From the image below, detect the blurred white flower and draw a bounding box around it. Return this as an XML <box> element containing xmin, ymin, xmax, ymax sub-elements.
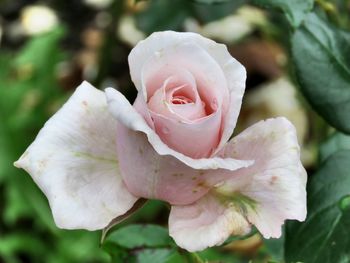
<box><xmin>185</xmin><ymin>6</ymin><xmax>267</xmax><ymax>44</ymax></box>
<box><xmin>242</xmin><ymin>77</ymin><xmax>308</xmax><ymax>143</ymax></box>
<box><xmin>117</xmin><ymin>15</ymin><xmax>145</xmax><ymax>46</ymax></box>
<box><xmin>239</xmin><ymin>77</ymin><xmax>316</xmax><ymax>167</ymax></box>
<box><xmin>84</xmin><ymin>0</ymin><xmax>113</xmax><ymax>9</ymax></box>
<box><xmin>21</xmin><ymin>5</ymin><xmax>58</xmax><ymax>35</ymax></box>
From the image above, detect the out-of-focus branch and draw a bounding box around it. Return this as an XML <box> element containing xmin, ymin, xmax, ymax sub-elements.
<box><xmin>94</xmin><ymin>0</ymin><xmax>125</xmax><ymax>86</ymax></box>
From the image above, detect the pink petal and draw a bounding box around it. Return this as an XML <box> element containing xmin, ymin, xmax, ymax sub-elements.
<box><xmin>218</xmin><ymin>117</ymin><xmax>307</xmax><ymax>238</ymax></box>
<box><xmin>149</xmin><ymin>109</ymin><xmax>221</xmax><ymax>158</ymax></box>
<box><xmin>129</xmin><ymin>31</ymin><xmax>246</xmax><ymax>155</ymax></box>
<box><xmin>168</xmin><ymin>117</ymin><xmax>306</xmax><ymax>251</ymax></box>
<box><xmin>14</xmin><ymin>82</ymin><xmax>138</xmax><ymax>230</ymax></box>
<box><xmin>106</xmin><ymin>88</ymin><xmax>252</xmax><ymax>171</ymax></box>
<box><xmin>169</xmin><ymin>194</ymin><xmax>251</xmax><ymax>252</ymax></box>
<box><xmin>141</xmin><ymin>42</ymin><xmax>227</xmax><ymax>113</ymax></box>
<box><xmin>147</xmin><ymin>69</ymin><xmax>206</xmax><ymax>121</ymax></box>
<box><xmin>141</xmin><ymin>42</ymin><xmax>227</xmax><ymax>157</ymax></box>
<box><xmin>105</xmin><ymin>88</ymin><xmax>253</xmax><ymax>204</ymax></box>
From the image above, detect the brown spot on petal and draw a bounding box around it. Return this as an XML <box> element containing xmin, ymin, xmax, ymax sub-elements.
<box><xmin>172</xmin><ymin>173</ymin><xmax>184</xmax><ymax>177</ymax></box>
<box><xmin>38</xmin><ymin>159</ymin><xmax>48</xmax><ymax>169</ymax></box>
<box><xmin>82</xmin><ymin>100</ymin><xmax>88</xmax><ymax>106</ymax></box>
<box><xmin>197</xmin><ymin>181</ymin><xmax>206</xmax><ymax>188</ymax></box>
<box><xmin>270</xmin><ymin>175</ymin><xmax>278</xmax><ymax>186</ymax></box>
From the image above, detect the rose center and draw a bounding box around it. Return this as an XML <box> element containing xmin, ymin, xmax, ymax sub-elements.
<box><xmin>171</xmin><ymin>87</ymin><xmax>195</xmax><ymax>105</ymax></box>
<box><xmin>171</xmin><ymin>96</ymin><xmax>193</xmax><ymax>104</ymax></box>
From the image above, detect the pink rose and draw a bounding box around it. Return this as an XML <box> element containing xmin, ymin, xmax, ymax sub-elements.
<box><xmin>15</xmin><ymin>31</ymin><xmax>306</xmax><ymax>252</ymax></box>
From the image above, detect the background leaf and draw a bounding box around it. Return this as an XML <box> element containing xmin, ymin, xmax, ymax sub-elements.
<box><xmin>135</xmin><ymin>0</ymin><xmax>245</xmax><ymax>33</ymax></box>
<box><xmin>103</xmin><ymin>224</ymin><xmax>174</xmax><ymax>249</ymax></box>
<box><xmin>135</xmin><ymin>248</ymin><xmax>182</xmax><ymax>263</ymax></box>
<box><xmin>291</xmin><ymin>13</ymin><xmax>350</xmax><ymax>133</ymax></box>
<box><xmin>319</xmin><ymin>132</ymin><xmax>350</xmax><ymax>162</ymax></box>
<box><xmin>192</xmin><ymin>0</ymin><xmax>234</xmax><ymax>4</ymax></box>
<box><xmin>192</xmin><ymin>0</ymin><xmax>245</xmax><ymax>23</ymax></box>
<box><xmin>251</xmin><ymin>0</ymin><xmax>314</xmax><ymax>27</ymax></box>
<box><xmin>135</xmin><ymin>0</ymin><xmax>191</xmax><ymax>34</ymax></box>
<box><xmin>285</xmin><ymin>150</ymin><xmax>350</xmax><ymax>263</ymax></box>
<box><xmin>102</xmin><ymin>224</ymin><xmax>189</xmax><ymax>262</ymax></box>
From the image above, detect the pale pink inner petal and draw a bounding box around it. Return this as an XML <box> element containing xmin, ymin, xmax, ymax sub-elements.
<box><xmin>128</xmin><ymin>31</ymin><xmax>247</xmax><ymax>156</ymax></box>
<box><xmin>116</xmin><ymin>123</ymin><xmax>252</xmax><ymax>205</ymax></box>
<box><xmin>168</xmin><ymin>83</ymin><xmax>207</xmax><ymax>120</ymax></box>
<box><xmin>142</xmin><ymin>43</ymin><xmax>228</xmax><ymax>115</ymax></box>
<box><xmin>150</xmin><ymin>109</ymin><xmax>222</xmax><ymax>158</ymax></box>
<box><xmin>106</xmin><ymin>87</ymin><xmax>253</xmax><ymax>172</ymax></box>
<box><xmin>140</xmin><ymin>43</ymin><xmax>229</xmax><ymax>158</ymax></box>
<box><xmin>147</xmin><ymin>69</ymin><xmax>206</xmax><ymax>121</ymax></box>
<box><xmin>133</xmin><ymin>92</ymin><xmax>155</xmax><ymax>129</ymax></box>
<box><xmin>147</xmin><ymin>71</ymin><xmax>221</xmax><ymax>158</ymax></box>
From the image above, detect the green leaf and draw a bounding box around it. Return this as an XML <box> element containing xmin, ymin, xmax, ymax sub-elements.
<box><xmin>135</xmin><ymin>0</ymin><xmax>245</xmax><ymax>33</ymax></box>
<box><xmin>101</xmin><ymin>198</ymin><xmax>147</xmax><ymax>243</ymax></box>
<box><xmin>222</xmin><ymin>228</ymin><xmax>258</xmax><ymax>245</ymax></box>
<box><xmin>192</xmin><ymin>0</ymin><xmax>234</xmax><ymax>4</ymax></box>
<box><xmin>48</xmin><ymin>231</ymin><xmax>109</xmax><ymax>263</ymax></box>
<box><xmin>14</xmin><ymin>27</ymin><xmax>65</xmax><ymax>70</ymax></box>
<box><xmin>193</xmin><ymin>0</ymin><xmax>245</xmax><ymax>23</ymax></box>
<box><xmin>264</xmin><ymin>235</ymin><xmax>284</xmax><ymax>262</ymax></box>
<box><xmin>0</xmin><ymin>233</ymin><xmax>46</xmax><ymax>257</ymax></box>
<box><xmin>103</xmin><ymin>224</ymin><xmax>174</xmax><ymax>249</ymax></box>
<box><xmin>102</xmin><ymin>225</ymin><xmax>187</xmax><ymax>262</ymax></box>
<box><xmin>135</xmin><ymin>0</ymin><xmax>191</xmax><ymax>34</ymax></box>
<box><xmin>136</xmin><ymin>248</ymin><xmax>182</xmax><ymax>263</ymax></box>
<box><xmin>198</xmin><ymin>248</ymin><xmax>240</xmax><ymax>262</ymax></box>
<box><xmin>320</xmin><ymin>132</ymin><xmax>350</xmax><ymax>162</ymax></box>
<box><xmin>285</xmin><ymin>150</ymin><xmax>350</xmax><ymax>263</ymax></box>
<box><xmin>252</xmin><ymin>0</ymin><xmax>314</xmax><ymax>27</ymax></box>
<box><xmin>291</xmin><ymin>13</ymin><xmax>350</xmax><ymax>133</ymax></box>
<box><xmin>101</xmin><ymin>242</ymin><xmax>129</xmax><ymax>262</ymax></box>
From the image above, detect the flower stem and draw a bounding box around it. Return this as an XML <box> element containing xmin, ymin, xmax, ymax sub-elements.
<box><xmin>191</xmin><ymin>252</ymin><xmax>205</xmax><ymax>263</ymax></box>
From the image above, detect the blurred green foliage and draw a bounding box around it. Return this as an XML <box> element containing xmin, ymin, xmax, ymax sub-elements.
<box><xmin>292</xmin><ymin>13</ymin><xmax>350</xmax><ymax>133</ymax></box>
<box><xmin>0</xmin><ymin>27</ymin><xmax>109</xmax><ymax>263</ymax></box>
<box><xmin>135</xmin><ymin>0</ymin><xmax>245</xmax><ymax>33</ymax></box>
<box><xmin>285</xmin><ymin>150</ymin><xmax>350</xmax><ymax>262</ymax></box>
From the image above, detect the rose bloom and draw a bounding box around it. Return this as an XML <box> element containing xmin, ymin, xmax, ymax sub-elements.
<box><xmin>15</xmin><ymin>31</ymin><xmax>306</xmax><ymax>252</ymax></box>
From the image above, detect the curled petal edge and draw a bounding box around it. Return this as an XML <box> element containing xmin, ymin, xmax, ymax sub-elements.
<box><xmin>105</xmin><ymin>87</ymin><xmax>254</xmax><ymax>171</ymax></box>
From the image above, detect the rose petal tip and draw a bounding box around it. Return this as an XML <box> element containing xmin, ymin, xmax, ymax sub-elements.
<box><xmin>104</xmin><ymin>87</ymin><xmax>115</xmax><ymax>99</ymax></box>
<box><xmin>13</xmin><ymin>160</ymin><xmax>21</xmax><ymax>169</ymax></box>
<box><xmin>13</xmin><ymin>152</ymin><xmax>28</xmax><ymax>169</ymax></box>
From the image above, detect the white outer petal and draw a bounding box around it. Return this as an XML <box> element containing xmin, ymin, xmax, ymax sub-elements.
<box><xmin>219</xmin><ymin>117</ymin><xmax>307</xmax><ymax>238</ymax></box>
<box><xmin>105</xmin><ymin>87</ymin><xmax>253</xmax><ymax>171</ymax></box>
<box><xmin>169</xmin><ymin>194</ymin><xmax>251</xmax><ymax>252</ymax></box>
<box><xmin>14</xmin><ymin>81</ymin><xmax>138</xmax><ymax>230</ymax></box>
